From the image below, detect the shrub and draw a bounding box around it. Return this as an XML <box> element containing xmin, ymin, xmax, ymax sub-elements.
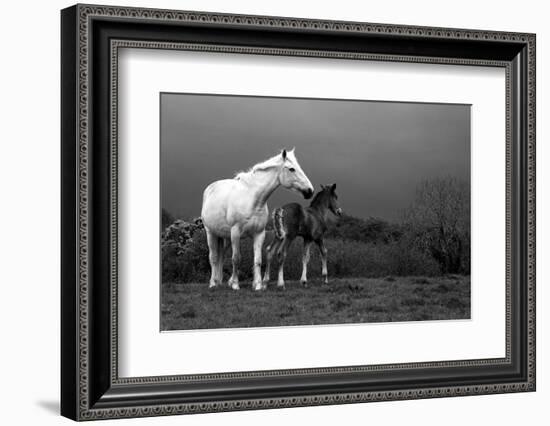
<box><xmin>162</xmin><ymin>227</ymin><xmax>441</xmax><ymax>284</ymax></box>
<box><xmin>321</xmin><ymin>238</ymin><xmax>440</xmax><ymax>279</ymax></box>
<box><xmin>325</xmin><ymin>214</ymin><xmax>403</xmax><ymax>244</ymax></box>
<box><xmin>161</xmin><ymin>218</ymin><xmax>209</xmax><ymax>283</ymax></box>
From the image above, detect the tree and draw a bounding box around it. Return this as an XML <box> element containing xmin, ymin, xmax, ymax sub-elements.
<box><xmin>404</xmin><ymin>177</ymin><xmax>470</xmax><ymax>274</ymax></box>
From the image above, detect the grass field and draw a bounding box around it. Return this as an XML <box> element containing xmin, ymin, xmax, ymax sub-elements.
<box><xmin>161</xmin><ymin>275</ymin><xmax>470</xmax><ymax>330</ymax></box>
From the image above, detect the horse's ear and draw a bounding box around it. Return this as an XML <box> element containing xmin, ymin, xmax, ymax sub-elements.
<box><xmin>320</xmin><ymin>184</ymin><xmax>326</xmax><ymax>190</ymax></box>
<box><xmin>331</xmin><ymin>183</ymin><xmax>337</xmax><ymax>192</ymax></box>
<box><xmin>282</xmin><ymin>149</ymin><xmax>287</xmax><ymax>160</ymax></box>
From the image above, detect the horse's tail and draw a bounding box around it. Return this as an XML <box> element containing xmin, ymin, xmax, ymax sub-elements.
<box><xmin>272</xmin><ymin>207</ymin><xmax>286</xmax><ymax>239</ymax></box>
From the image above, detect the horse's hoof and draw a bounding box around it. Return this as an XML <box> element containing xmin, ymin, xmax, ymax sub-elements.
<box><xmin>301</xmin><ymin>280</ymin><xmax>308</xmax><ymax>287</ymax></box>
<box><xmin>253</xmin><ymin>283</ymin><xmax>263</xmax><ymax>291</ymax></box>
<box><xmin>277</xmin><ymin>284</ymin><xmax>285</xmax><ymax>290</ymax></box>
<box><xmin>228</xmin><ymin>277</ymin><xmax>239</xmax><ymax>289</ymax></box>
<box><xmin>208</xmin><ymin>283</ymin><xmax>217</xmax><ymax>289</ymax></box>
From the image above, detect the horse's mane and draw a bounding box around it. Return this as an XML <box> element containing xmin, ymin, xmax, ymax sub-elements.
<box><xmin>234</xmin><ymin>153</ymin><xmax>283</xmax><ymax>180</ymax></box>
<box><xmin>310</xmin><ymin>188</ymin><xmax>329</xmax><ymax>208</ymax></box>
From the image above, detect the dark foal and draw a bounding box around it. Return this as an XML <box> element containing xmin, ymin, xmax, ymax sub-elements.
<box><xmin>263</xmin><ymin>184</ymin><xmax>342</xmax><ymax>288</ymax></box>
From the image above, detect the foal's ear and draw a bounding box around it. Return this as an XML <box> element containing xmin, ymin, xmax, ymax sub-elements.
<box><xmin>282</xmin><ymin>149</ymin><xmax>287</xmax><ymax>160</ymax></box>
<box><xmin>320</xmin><ymin>184</ymin><xmax>327</xmax><ymax>190</ymax></box>
<box><xmin>331</xmin><ymin>183</ymin><xmax>337</xmax><ymax>191</ymax></box>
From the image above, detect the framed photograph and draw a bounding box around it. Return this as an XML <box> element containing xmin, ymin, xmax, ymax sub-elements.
<box><xmin>61</xmin><ymin>4</ymin><xmax>536</xmax><ymax>421</ymax></box>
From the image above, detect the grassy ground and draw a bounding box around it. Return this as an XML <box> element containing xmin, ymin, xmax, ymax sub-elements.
<box><xmin>161</xmin><ymin>275</ymin><xmax>470</xmax><ymax>331</ymax></box>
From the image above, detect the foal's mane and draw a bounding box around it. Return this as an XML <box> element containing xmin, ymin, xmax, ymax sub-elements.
<box><xmin>310</xmin><ymin>188</ymin><xmax>330</xmax><ymax>208</ymax></box>
<box><xmin>234</xmin><ymin>154</ymin><xmax>283</xmax><ymax>180</ymax></box>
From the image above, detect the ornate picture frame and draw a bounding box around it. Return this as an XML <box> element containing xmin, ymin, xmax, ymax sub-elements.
<box><xmin>61</xmin><ymin>4</ymin><xmax>535</xmax><ymax>421</ymax></box>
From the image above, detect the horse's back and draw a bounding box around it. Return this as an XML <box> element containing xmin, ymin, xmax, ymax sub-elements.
<box><xmin>273</xmin><ymin>202</ymin><xmax>328</xmax><ymax>241</ymax></box>
<box><xmin>202</xmin><ymin>179</ymin><xmax>269</xmax><ymax>238</ymax></box>
<box><xmin>202</xmin><ymin>179</ymin><xmax>235</xmax><ymax>200</ymax></box>
<box><xmin>201</xmin><ymin>179</ymin><xmax>236</xmax><ymax>234</ymax></box>
<box><xmin>281</xmin><ymin>203</ymin><xmax>304</xmax><ymax>218</ymax></box>
<box><xmin>273</xmin><ymin>203</ymin><xmax>304</xmax><ymax>239</ymax></box>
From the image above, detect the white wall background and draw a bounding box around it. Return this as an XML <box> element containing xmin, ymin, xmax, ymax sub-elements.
<box><xmin>0</xmin><ymin>0</ymin><xmax>547</xmax><ymax>424</ymax></box>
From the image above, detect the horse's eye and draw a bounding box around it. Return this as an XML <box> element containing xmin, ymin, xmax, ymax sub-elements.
<box><xmin>289</xmin><ymin>168</ymin><xmax>296</xmax><ymax>172</ymax></box>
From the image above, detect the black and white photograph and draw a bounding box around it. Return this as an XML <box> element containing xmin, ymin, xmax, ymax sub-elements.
<box><xmin>160</xmin><ymin>93</ymin><xmax>471</xmax><ymax>331</ymax></box>
<box><xmin>55</xmin><ymin>2</ymin><xmax>537</xmax><ymax>422</ymax></box>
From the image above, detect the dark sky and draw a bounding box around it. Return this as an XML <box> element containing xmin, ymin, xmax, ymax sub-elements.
<box><xmin>161</xmin><ymin>93</ymin><xmax>470</xmax><ymax>221</ymax></box>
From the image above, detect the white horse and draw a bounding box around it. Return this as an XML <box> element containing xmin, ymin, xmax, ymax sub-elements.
<box><xmin>201</xmin><ymin>149</ymin><xmax>314</xmax><ymax>291</ymax></box>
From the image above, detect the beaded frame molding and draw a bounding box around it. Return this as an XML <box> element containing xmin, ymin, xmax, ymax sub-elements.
<box><xmin>61</xmin><ymin>4</ymin><xmax>536</xmax><ymax>421</ymax></box>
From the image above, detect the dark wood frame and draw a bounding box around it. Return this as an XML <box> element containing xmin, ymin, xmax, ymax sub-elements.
<box><xmin>61</xmin><ymin>3</ymin><xmax>536</xmax><ymax>421</ymax></box>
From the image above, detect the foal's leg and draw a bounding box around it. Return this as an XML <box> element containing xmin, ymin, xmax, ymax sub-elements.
<box><xmin>252</xmin><ymin>230</ymin><xmax>266</xmax><ymax>291</ymax></box>
<box><xmin>300</xmin><ymin>239</ymin><xmax>313</xmax><ymax>287</ymax></box>
<box><xmin>316</xmin><ymin>239</ymin><xmax>329</xmax><ymax>284</ymax></box>
<box><xmin>263</xmin><ymin>238</ymin><xmax>281</xmax><ymax>285</ymax></box>
<box><xmin>206</xmin><ymin>229</ymin><xmax>220</xmax><ymax>288</ymax></box>
<box><xmin>277</xmin><ymin>238</ymin><xmax>292</xmax><ymax>289</ymax></box>
<box><xmin>228</xmin><ymin>226</ymin><xmax>241</xmax><ymax>290</ymax></box>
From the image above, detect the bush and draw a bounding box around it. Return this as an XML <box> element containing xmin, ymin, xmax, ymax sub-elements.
<box><xmin>162</xmin><ymin>227</ymin><xmax>441</xmax><ymax>283</ymax></box>
<box><xmin>321</xmin><ymin>238</ymin><xmax>440</xmax><ymax>279</ymax></box>
<box><xmin>325</xmin><ymin>214</ymin><xmax>403</xmax><ymax>244</ymax></box>
<box><xmin>161</xmin><ymin>218</ymin><xmax>210</xmax><ymax>282</ymax></box>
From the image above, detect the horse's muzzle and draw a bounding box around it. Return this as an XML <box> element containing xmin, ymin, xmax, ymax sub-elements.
<box><xmin>302</xmin><ymin>188</ymin><xmax>314</xmax><ymax>199</ymax></box>
<box><xmin>335</xmin><ymin>208</ymin><xmax>343</xmax><ymax>216</ymax></box>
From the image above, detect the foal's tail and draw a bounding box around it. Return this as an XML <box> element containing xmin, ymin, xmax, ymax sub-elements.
<box><xmin>272</xmin><ymin>207</ymin><xmax>286</xmax><ymax>239</ymax></box>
